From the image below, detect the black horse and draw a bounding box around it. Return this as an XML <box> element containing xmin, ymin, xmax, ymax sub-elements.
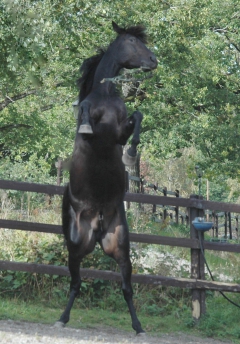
<box><xmin>57</xmin><ymin>22</ymin><xmax>157</xmax><ymax>334</ymax></box>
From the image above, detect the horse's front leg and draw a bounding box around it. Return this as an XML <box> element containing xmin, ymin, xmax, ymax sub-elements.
<box><xmin>78</xmin><ymin>99</ymin><xmax>93</xmax><ymax>134</ymax></box>
<box><xmin>121</xmin><ymin>111</ymin><xmax>143</xmax><ymax>166</ymax></box>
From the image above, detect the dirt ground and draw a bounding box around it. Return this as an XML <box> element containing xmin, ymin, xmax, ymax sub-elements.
<box><xmin>0</xmin><ymin>320</ymin><xmax>232</xmax><ymax>344</ymax></box>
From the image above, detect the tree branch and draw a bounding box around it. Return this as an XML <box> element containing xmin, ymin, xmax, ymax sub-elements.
<box><xmin>0</xmin><ymin>82</ymin><xmax>65</xmax><ymax>112</ymax></box>
<box><xmin>210</xmin><ymin>27</ymin><xmax>240</xmax><ymax>52</ymax></box>
<box><xmin>0</xmin><ymin>90</ymin><xmax>37</xmax><ymax>111</ymax></box>
<box><xmin>225</xmin><ymin>34</ymin><xmax>240</xmax><ymax>52</ymax></box>
<box><xmin>210</xmin><ymin>27</ymin><xmax>229</xmax><ymax>33</ymax></box>
<box><xmin>41</xmin><ymin>105</ymin><xmax>54</xmax><ymax>112</ymax></box>
<box><xmin>0</xmin><ymin>124</ymin><xmax>33</xmax><ymax>131</ymax></box>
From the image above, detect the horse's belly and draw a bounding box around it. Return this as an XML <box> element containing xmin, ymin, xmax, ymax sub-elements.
<box><xmin>70</xmin><ymin>157</ymin><xmax>125</xmax><ymax>209</ymax></box>
<box><xmin>88</xmin><ymin>163</ymin><xmax>125</xmax><ymax>205</ymax></box>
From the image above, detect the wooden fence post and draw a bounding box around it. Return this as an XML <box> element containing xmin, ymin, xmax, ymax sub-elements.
<box><xmin>212</xmin><ymin>211</ymin><xmax>215</xmax><ymax>237</ymax></box>
<box><xmin>175</xmin><ymin>189</ymin><xmax>179</xmax><ymax>224</ymax></box>
<box><xmin>140</xmin><ymin>176</ymin><xmax>145</xmax><ymax>211</ymax></box>
<box><xmin>236</xmin><ymin>215</ymin><xmax>239</xmax><ymax>239</ymax></box>
<box><xmin>152</xmin><ymin>202</ymin><xmax>156</xmax><ymax>215</ymax></box>
<box><xmin>216</xmin><ymin>214</ymin><xmax>219</xmax><ymax>238</ymax></box>
<box><xmin>189</xmin><ymin>194</ymin><xmax>206</xmax><ymax>321</ymax></box>
<box><xmin>125</xmin><ymin>171</ymin><xmax>130</xmax><ymax>210</ymax></box>
<box><xmin>55</xmin><ymin>158</ymin><xmax>63</xmax><ymax>186</ymax></box>
<box><xmin>224</xmin><ymin>212</ymin><xmax>228</xmax><ymax>239</ymax></box>
<box><xmin>125</xmin><ymin>171</ymin><xmax>129</xmax><ymax>193</ymax></box>
<box><xmin>152</xmin><ymin>182</ymin><xmax>158</xmax><ymax>215</ymax></box>
<box><xmin>228</xmin><ymin>212</ymin><xmax>232</xmax><ymax>240</ymax></box>
<box><xmin>140</xmin><ymin>175</ymin><xmax>144</xmax><ymax>194</ymax></box>
<box><xmin>163</xmin><ymin>187</ymin><xmax>167</xmax><ymax>220</ymax></box>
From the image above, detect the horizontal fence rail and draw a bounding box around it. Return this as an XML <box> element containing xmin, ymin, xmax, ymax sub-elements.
<box><xmin>126</xmin><ymin>174</ymin><xmax>240</xmax><ymax>237</ymax></box>
<box><xmin>0</xmin><ymin>219</ymin><xmax>239</xmax><ymax>253</ymax></box>
<box><xmin>1</xmin><ymin>179</ymin><xmax>240</xmax><ymax>212</ymax></box>
<box><xmin>1</xmin><ymin>260</ymin><xmax>240</xmax><ymax>293</ymax></box>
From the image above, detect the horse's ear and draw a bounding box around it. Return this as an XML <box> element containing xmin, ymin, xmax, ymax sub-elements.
<box><xmin>112</xmin><ymin>21</ymin><xmax>119</xmax><ymax>32</ymax></box>
<box><xmin>112</xmin><ymin>21</ymin><xmax>124</xmax><ymax>34</ymax></box>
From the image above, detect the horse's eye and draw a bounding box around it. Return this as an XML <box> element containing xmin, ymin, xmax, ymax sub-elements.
<box><xmin>129</xmin><ymin>37</ymin><xmax>136</xmax><ymax>43</ymax></box>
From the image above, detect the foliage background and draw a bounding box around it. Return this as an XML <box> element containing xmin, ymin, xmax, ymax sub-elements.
<box><xmin>1</xmin><ymin>2</ymin><xmax>240</xmax><ymax>341</ymax></box>
<box><xmin>1</xmin><ymin>0</ymin><xmax>240</xmax><ymax>198</ymax></box>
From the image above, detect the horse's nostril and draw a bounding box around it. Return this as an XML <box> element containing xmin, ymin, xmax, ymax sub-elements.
<box><xmin>150</xmin><ymin>55</ymin><xmax>158</xmax><ymax>67</ymax></box>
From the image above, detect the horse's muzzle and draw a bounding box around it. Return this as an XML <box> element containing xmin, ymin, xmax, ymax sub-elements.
<box><xmin>142</xmin><ymin>55</ymin><xmax>158</xmax><ymax>71</ymax></box>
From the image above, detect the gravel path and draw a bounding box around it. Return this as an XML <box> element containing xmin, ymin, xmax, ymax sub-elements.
<box><xmin>0</xmin><ymin>320</ymin><xmax>232</xmax><ymax>344</ymax></box>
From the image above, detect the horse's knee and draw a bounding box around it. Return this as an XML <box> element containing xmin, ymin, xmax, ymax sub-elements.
<box><xmin>132</xmin><ymin>110</ymin><xmax>143</xmax><ymax>122</ymax></box>
<box><xmin>78</xmin><ymin>100</ymin><xmax>93</xmax><ymax>134</ymax></box>
<box><xmin>127</xmin><ymin>145</ymin><xmax>137</xmax><ymax>157</ymax></box>
<box><xmin>131</xmin><ymin>137</ymin><xmax>140</xmax><ymax>146</ymax></box>
<box><xmin>68</xmin><ymin>255</ymin><xmax>82</xmax><ymax>295</ymax></box>
<box><xmin>119</xmin><ymin>259</ymin><xmax>133</xmax><ymax>299</ymax></box>
<box><xmin>70</xmin><ymin>278</ymin><xmax>81</xmax><ymax>294</ymax></box>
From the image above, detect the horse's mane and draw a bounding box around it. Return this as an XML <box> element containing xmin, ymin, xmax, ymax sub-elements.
<box><xmin>77</xmin><ymin>49</ymin><xmax>106</xmax><ymax>101</ymax></box>
<box><xmin>77</xmin><ymin>23</ymin><xmax>148</xmax><ymax>101</ymax></box>
<box><xmin>112</xmin><ymin>23</ymin><xmax>148</xmax><ymax>44</ymax></box>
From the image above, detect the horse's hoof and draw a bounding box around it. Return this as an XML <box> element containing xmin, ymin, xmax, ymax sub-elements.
<box><xmin>122</xmin><ymin>152</ymin><xmax>137</xmax><ymax>166</ymax></box>
<box><xmin>54</xmin><ymin>321</ymin><xmax>65</xmax><ymax>328</ymax></box>
<box><xmin>137</xmin><ymin>331</ymin><xmax>146</xmax><ymax>336</ymax></box>
<box><xmin>78</xmin><ymin>124</ymin><xmax>93</xmax><ymax>134</ymax></box>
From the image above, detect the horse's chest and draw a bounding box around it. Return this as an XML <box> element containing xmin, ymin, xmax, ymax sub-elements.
<box><xmin>90</xmin><ymin>97</ymin><xmax>127</xmax><ymax>123</ymax></box>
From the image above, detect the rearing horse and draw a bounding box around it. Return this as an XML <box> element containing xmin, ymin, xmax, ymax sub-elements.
<box><xmin>57</xmin><ymin>22</ymin><xmax>157</xmax><ymax>334</ymax></box>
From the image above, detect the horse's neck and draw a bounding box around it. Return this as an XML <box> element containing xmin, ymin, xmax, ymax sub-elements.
<box><xmin>92</xmin><ymin>52</ymin><xmax>121</xmax><ymax>95</ymax></box>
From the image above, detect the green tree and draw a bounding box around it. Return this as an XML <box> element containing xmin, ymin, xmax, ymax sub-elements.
<box><xmin>137</xmin><ymin>0</ymin><xmax>240</xmax><ymax>180</ymax></box>
<box><xmin>1</xmin><ymin>0</ymin><xmax>239</xmax><ymax>184</ymax></box>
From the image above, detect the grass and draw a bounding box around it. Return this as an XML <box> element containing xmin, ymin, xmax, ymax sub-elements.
<box><xmin>0</xmin><ymin>295</ymin><xmax>185</xmax><ymax>334</ymax></box>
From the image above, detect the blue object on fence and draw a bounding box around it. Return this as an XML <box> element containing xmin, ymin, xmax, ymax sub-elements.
<box><xmin>192</xmin><ymin>217</ymin><xmax>213</xmax><ymax>232</ymax></box>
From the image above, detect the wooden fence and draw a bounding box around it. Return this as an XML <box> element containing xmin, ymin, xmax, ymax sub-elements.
<box><xmin>0</xmin><ymin>179</ymin><xmax>240</xmax><ymax>321</ymax></box>
<box><xmin>126</xmin><ymin>173</ymin><xmax>239</xmax><ymax>239</ymax></box>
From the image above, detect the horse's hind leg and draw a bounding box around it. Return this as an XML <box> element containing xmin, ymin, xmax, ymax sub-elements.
<box><xmin>56</xmin><ymin>253</ymin><xmax>81</xmax><ymax>326</ymax></box>
<box><xmin>122</xmin><ymin>111</ymin><xmax>143</xmax><ymax>166</ymax></box>
<box><xmin>118</xmin><ymin>254</ymin><xmax>144</xmax><ymax>334</ymax></box>
<box><xmin>100</xmin><ymin>205</ymin><xmax>144</xmax><ymax>334</ymax></box>
<box><xmin>103</xmin><ymin>248</ymin><xmax>144</xmax><ymax>334</ymax></box>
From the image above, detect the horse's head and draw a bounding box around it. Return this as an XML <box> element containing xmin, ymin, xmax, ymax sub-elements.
<box><xmin>112</xmin><ymin>21</ymin><xmax>158</xmax><ymax>71</ymax></box>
